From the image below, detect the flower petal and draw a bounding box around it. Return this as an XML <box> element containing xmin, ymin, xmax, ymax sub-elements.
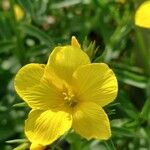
<box><xmin>72</xmin><ymin>63</ymin><xmax>118</xmax><ymax>107</ymax></box>
<box><xmin>72</xmin><ymin>102</ymin><xmax>111</xmax><ymax>140</ymax></box>
<box><xmin>45</xmin><ymin>45</ymin><xmax>90</xmax><ymax>82</ymax></box>
<box><xmin>71</xmin><ymin>36</ymin><xmax>81</xmax><ymax>48</ymax></box>
<box><xmin>135</xmin><ymin>1</ymin><xmax>150</xmax><ymax>28</ymax></box>
<box><xmin>22</xmin><ymin>77</ymin><xmax>66</xmax><ymax>109</ymax></box>
<box><xmin>14</xmin><ymin>63</ymin><xmax>45</xmax><ymax>98</ymax></box>
<box><xmin>25</xmin><ymin>109</ymin><xmax>72</xmax><ymax>146</ymax></box>
<box><xmin>15</xmin><ymin>64</ymin><xmax>64</xmax><ymax>110</ymax></box>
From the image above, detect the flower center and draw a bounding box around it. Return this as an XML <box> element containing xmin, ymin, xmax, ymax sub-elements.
<box><xmin>62</xmin><ymin>90</ymin><xmax>77</xmax><ymax>107</ymax></box>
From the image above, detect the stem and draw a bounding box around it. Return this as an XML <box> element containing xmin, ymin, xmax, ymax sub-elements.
<box><xmin>9</xmin><ymin>0</ymin><xmax>26</xmax><ymax>65</ymax></box>
<box><xmin>135</xmin><ymin>27</ymin><xmax>149</xmax><ymax>75</ymax></box>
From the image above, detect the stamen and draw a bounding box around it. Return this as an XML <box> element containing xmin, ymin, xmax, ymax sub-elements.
<box><xmin>62</xmin><ymin>89</ymin><xmax>77</xmax><ymax>107</ymax></box>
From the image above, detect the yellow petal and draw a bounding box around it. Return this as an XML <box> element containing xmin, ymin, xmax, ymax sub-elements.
<box><xmin>15</xmin><ymin>64</ymin><xmax>63</xmax><ymax>109</ymax></box>
<box><xmin>23</xmin><ymin>77</ymin><xmax>66</xmax><ymax>109</ymax></box>
<box><xmin>25</xmin><ymin>109</ymin><xmax>72</xmax><ymax>146</ymax></box>
<box><xmin>72</xmin><ymin>102</ymin><xmax>111</xmax><ymax>140</ymax></box>
<box><xmin>30</xmin><ymin>143</ymin><xmax>46</xmax><ymax>150</ymax></box>
<box><xmin>45</xmin><ymin>46</ymin><xmax>90</xmax><ymax>82</ymax></box>
<box><xmin>14</xmin><ymin>63</ymin><xmax>45</xmax><ymax>98</ymax></box>
<box><xmin>72</xmin><ymin>63</ymin><xmax>118</xmax><ymax>107</ymax></box>
<box><xmin>71</xmin><ymin>36</ymin><xmax>81</xmax><ymax>48</ymax></box>
<box><xmin>135</xmin><ymin>1</ymin><xmax>150</xmax><ymax>28</ymax></box>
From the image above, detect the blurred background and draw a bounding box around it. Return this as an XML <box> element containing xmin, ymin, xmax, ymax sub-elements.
<box><xmin>0</xmin><ymin>0</ymin><xmax>150</xmax><ymax>149</ymax></box>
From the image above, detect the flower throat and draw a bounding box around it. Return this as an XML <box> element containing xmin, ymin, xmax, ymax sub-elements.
<box><xmin>62</xmin><ymin>87</ymin><xmax>77</xmax><ymax>107</ymax></box>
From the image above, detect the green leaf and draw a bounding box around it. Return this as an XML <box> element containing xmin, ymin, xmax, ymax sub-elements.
<box><xmin>115</xmin><ymin>68</ymin><xmax>147</xmax><ymax>89</ymax></box>
<box><xmin>13</xmin><ymin>102</ymin><xmax>27</xmax><ymax>108</ymax></box>
<box><xmin>6</xmin><ymin>139</ymin><xmax>28</xmax><ymax>144</ymax></box>
<box><xmin>112</xmin><ymin>127</ymin><xmax>138</xmax><ymax>138</ymax></box>
<box><xmin>117</xmin><ymin>90</ymin><xmax>139</xmax><ymax>119</ymax></box>
<box><xmin>141</xmin><ymin>99</ymin><xmax>150</xmax><ymax>120</ymax></box>
<box><xmin>141</xmin><ymin>77</ymin><xmax>150</xmax><ymax>120</ymax></box>
<box><xmin>0</xmin><ymin>113</ymin><xmax>15</xmax><ymax>141</ymax></box>
<box><xmin>0</xmin><ymin>41</ymin><xmax>15</xmax><ymax>54</ymax></box>
<box><xmin>82</xmin><ymin>38</ymin><xmax>99</xmax><ymax>60</ymax></box>
<box><xmin>50</xmin><ymin>0</ymin><xmax>82</xmax><ymax>9</ymax></box>
<box><xmin>13</xmin><ymin>143</ymin><xmax>29</xmax><ymax>150</ymax></box>
<box><xmin>103</xmin><ymin>139</ymin><xmax>116</xmax><ymax>150</ymax></box>
<box><xmin>0</xmin><ymin>13</ymin><xmax>14</xmax><ymax>39</ymax></box>
<box><xmin>19</xmin><ymin>23</ymin><xmax>52</xmax><ymax>45</ymax></box>
<box><xmin>66</xmin><ymin>132</ymin><xmax>91</xmax><ymax>150</ymax></box>
<box><xmin>17</xmin><ymin>0</ymin><xmax>33</xmax><ymax>15</ymax></box>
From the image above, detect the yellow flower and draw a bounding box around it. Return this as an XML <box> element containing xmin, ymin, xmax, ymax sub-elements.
<box><xmin>14</xmin><ymin>36</ymin><xmax>118</xmax><ymax>148</ymax></box>
<box><xmin>14</xmin><ymin>4</ymin><xmax>24</xmax><ymax>21</ymax></box>
<box><xmin>135</xmin><ymin>1</ymin><xmax>150</xmax><ymax>28</ymax></box>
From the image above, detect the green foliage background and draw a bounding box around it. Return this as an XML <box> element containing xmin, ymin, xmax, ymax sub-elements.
<box><xmin>0</xmin><ymin>0</ymin><xmax>150</xmax><ymax>149</ymax></box>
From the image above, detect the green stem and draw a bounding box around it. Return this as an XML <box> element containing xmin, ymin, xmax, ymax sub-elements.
<box><xmin>9</xmin><ymin>0</ymin><xmax>26</xmax><ymax>65</ymax></box>
<box><xmin>135</xmin><ymin>27</ymin><xmax>149</xmax><ymax>74</ymax></box>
